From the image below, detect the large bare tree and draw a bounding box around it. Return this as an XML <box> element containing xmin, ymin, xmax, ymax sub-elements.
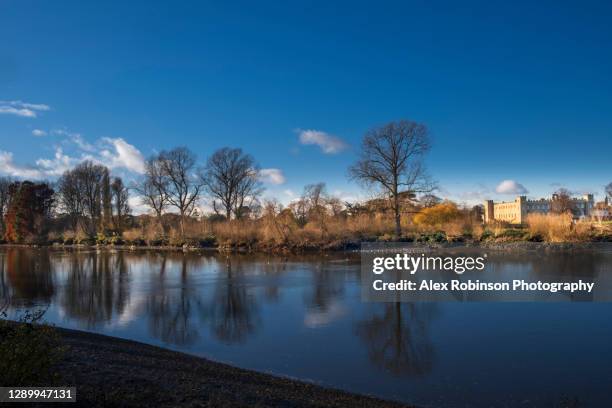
<box><xmin>349</xmin><ymin>120</ymin><xmax>434</xmax><ymax>238</ymax></box>
<box><xmin>134</xmin><ymin>156</ymin><xmax>170</xmax><ymax>235</ymax></box>
<box><xmin>57</xmin><ymin>160</ymin><xmax>108</xmax><ymax>236</ymax></box>
<box><xmin>158</xmin><ymin>147</ymin><xmax>202</xmax><ymax>238</ymax></box>
<box><xmin>57</xmin><ymin>170</ymin><xmax>84</xmax><ymax>231</ymax></box>
<box><xmin>201</xmin><ymin>147</ymin><xmax>263</xmax><ymax>220</ymax></box>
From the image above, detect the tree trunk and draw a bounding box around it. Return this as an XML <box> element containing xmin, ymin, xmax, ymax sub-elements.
<box><xmin>179</xmin><ymin>211</ymin><xmax>185</xmax><ymax>239</ymax></box>
<box><xmin>157</xmin><ymin>213</ymin><xmax>168</xmax><ymax>239</ymax></box>
<box><xmin>393</xmin><ymin>192</ymin><xmax>401</xmax><ymax>239</ymax></box>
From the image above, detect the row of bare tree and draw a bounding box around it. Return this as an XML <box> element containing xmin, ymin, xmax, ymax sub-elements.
<box><xmin>0</xmin><ymin>120</ymin><xmax>444</xmax><ymax>241</ymax></box>
<box><xmin>0</xmin><ymin>120</ymin><xmax>440</xmax><ymax>240</ymax></box>
<box><xmin>132</xmin><ymin>120</ymin><xmax>438</xmax><ymax>239</ymax></box>
<box><xmin>135</xmin><ymin>147</ymin><xmax>263</xmax><ymax>238</ymax></box>
<box><xmin>6</xmin><ymin>120</ymin><xmax>608</xmax><ymax>241</ymax></box>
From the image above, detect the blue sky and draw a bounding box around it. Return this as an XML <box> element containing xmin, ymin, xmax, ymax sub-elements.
<box><xmin>1</xmin><ymin>0</ymin><xmax>611</xmax><ymax>209</ymax></box>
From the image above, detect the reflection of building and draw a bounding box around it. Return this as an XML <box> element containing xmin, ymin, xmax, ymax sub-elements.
<box><xmin>484</xmin><ymin>194</ymin><xmax>595</xmax><ymax>224</ymax></box>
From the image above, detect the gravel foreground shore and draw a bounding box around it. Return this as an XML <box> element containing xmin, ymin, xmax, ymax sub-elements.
<box><xmin>45</xmin><ymin>328</ymin><xmax>410</xmax><ymax>408</ymax></box>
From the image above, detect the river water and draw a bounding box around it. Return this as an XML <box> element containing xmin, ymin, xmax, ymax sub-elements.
<box><xmin>1</xmin><ymin>247</ymin><xmax>612</xmax><ymax>407</ymax></box>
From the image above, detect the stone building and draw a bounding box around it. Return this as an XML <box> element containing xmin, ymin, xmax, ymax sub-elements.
<box><xmin>484</xmin><ymin>194</ymin><xmax>594</xmax><ymax>224</ymax></box>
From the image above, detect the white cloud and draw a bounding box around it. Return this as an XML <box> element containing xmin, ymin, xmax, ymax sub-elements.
<box><xmin>0</xmin><ymin>148</ymin><xmax>76</xmax><ymax>179</ymax></box>
<box><xmin>0</xmin><ymin>133</ymin><xmax>146</xmax><ymax>179</ymax></box>
<box><xmin>32</xmin><ymin>129</ymin><xmax>47</xmax><ymax>137</ymax></box>
<box><xmin>35</xmin><ymin>148</ymin><xmax>76</xmax><ymax>176</ymax></box>
<box><xmin>99</xmin><ymin>137</ymin><xmax>146</xmax><ymax>174</ymax></box>
<box><xmin>0</xmin><ymin>151</ymin><xmax>43</xmax><ymax>179</ymax></box>
<box><xmin>0</xmin><ymin>100</ymin><xmax>50</xmax><ymax>118</ymax></box>
<box><xmin>0</xmin><ymin>106</ymin><xmax>36</xmax><ymax>117</ymax></box>
<box><xmin>495</xmin><ymin>180</ymin><xmax>529</xmax><ymax>194</ymax></box>
<box><xmin>297</xmin><ymin>129</ymin><xmax>348</xmax><ymax>154</ymax></box>
<box><xmin>54</xmin><ymin>129</ymin><xmax>96</xmax><ymax>152</ymax></box>
<box><xmin>259</xmin><ymin>168</ymin><xmax>285</xmax><ymax>185</ymax></box>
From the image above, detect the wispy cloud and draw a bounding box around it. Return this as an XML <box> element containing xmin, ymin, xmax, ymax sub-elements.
<box><xmin>495</xmin><ymin>180</ymin><xmax>529</xmax><ymax>194</ymax></box>
<box><xmin>0</xmin><ymin>151</ymin><xmax>44</xmax><ymax>179</ymax></box>
<box><xmin>297</xmin><ymin>129</ymin><xmax>348</xmax><ymax>154</ymax></box>
<box><xmin>32</xmin><ymin>129</ymin><xmax>47</xmax><ymax>137</ymax></box>
<box><xmin>259</xmin><ymin>168</ymin><xmax>286</xmax><ymax>185</ymax></box>
<box><xmin>456</xmin><ymin>183</ymin><xmax>491</xmax><ymax>202</ymax></box>
<box><xmin>53</xmin><ymin>129</ymin><xmax>96</xmax><ymax>152</ymax></box>
<box><xmin>0</xmin><ymin>133</ymin><xmax>146</xmax><ymax>179</ymax></box>
<box><xmin>0</xmin><ymin>100</ymin><xmax>50</xmax><ymax>118</ymax></box>
<box><xmin>35</xmin><ymin>148</ymin><xmax>76</xmax><ymax>176</ymax></box>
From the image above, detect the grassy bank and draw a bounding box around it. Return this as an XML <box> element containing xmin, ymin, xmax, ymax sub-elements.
<box><xmin>30</xmin><ymin>223</ymin><xmax>612</xmax><ymax>253</ymax></box>
<box><xmin>5</xmin><ymin>210</ymin><xmax>611</xmax><ymax>252</ymax></box>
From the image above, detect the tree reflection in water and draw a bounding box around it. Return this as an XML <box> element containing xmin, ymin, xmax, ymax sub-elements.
<box><xmin>204</xmin><ymin>257</ymin><xmax>260</xmax><ymax>344</ymax></box>
<box><xmin>303</xmin><ymin>262</ymin><xmax>345</xmax><ymax>313</ymax></box>
<box><xmin>0</xmin><ymin>252</ymin><xmax>10</xmax><ymax>311</ymax></box>
<box><xmin>356</xmin><ymin>302</ymin><xmax>438</xmax><ymax>377</ymax></box>
<box><xmin>145</xmin><ymin>254</ymin><xmax>261</xmax><ymax>346</ymax></box>
<box><xmin>4</xmin><ymin>248</ymin><xmax>54</xmax><ymax>307</ymax></box>
<box><xmin>62</xmin><ymin>250</ymin><xmax>130</xmax><ymax>328</ymax></box>
<box><xmin>146</xmin><ymin>255</ymin><xmax>203</xmax><ymax>346</ymax></box>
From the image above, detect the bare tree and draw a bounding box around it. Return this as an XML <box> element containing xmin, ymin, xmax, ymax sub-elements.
<box><xmin>606</xmin><ymin>182</ymin><xmax>612</xmax><ymax>201</ymax></box>
<box><xmin>158</xmin><ymin>147</ymin><xmax>202</xmax><ymax>238</ymax></box>
<box><xmin>420</xmin><ymin>194</ymin><xmax>442</xmax><ymax>208</ymax></box>
<box><xmin>349</xmin><ymin>120</ymin><xmax>434</xmax><ymax>237</ymax></box>
<box><xmin>77</xmin><ymin>161</ymin><xmax>107</xmax><ymax>236</ymax></box>
<box><xmin>302</xmin><ymin>182</ymin><xmax>328</xmax><ymax>234</ymax></box>
<box><xmin>303</xmin><ymin>183</ymin><xmax>326</xmax><ymax>209</ymax></box>
<box><xmin>551</xmin><ymin>188</ymin><xmax>576</xmax><ymax>215</ymax></box>
<box><xmin>289</xmin><ymin>198</ymin><xmax>308</xmax><ymax>227</ymax></box>
<box><xmin>111</xmin><ymin>177</ymin><xmax>130</xmax><ymax>233</ymax></box>
<box><xmin>57</xmin><ymin>161</ymin><xmax>107</xmax><ymax>236</ymax></box>
<box><xmin>57</xmin><ymin>170</ymin><xmax>84</xmax><ymax>231</ymax></box>
<box><xmin>134</xmin><ymin>156</ymin><xmax>170</xmax><ymax>236</ymax></box>
<box><xmin>201</xmin><ymin>147</ymin><xmax>263</xmax><ymax>220</ymax></box>
<box><xmin>327</xmin><ymin>196</ymin><xmax>344</xmax><ymax>217</ymax></box>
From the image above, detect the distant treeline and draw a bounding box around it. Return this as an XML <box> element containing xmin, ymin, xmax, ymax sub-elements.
<box><xmin>1</xmin><ymin>119</ymin><xmax>610</xmax><ymax>247</ymax></box>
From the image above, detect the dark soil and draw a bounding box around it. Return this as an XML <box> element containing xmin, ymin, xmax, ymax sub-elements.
<box><xmin>48</xmin><ymin>328</ymin><xmax>410</xmax><ymax>408</ymax></box>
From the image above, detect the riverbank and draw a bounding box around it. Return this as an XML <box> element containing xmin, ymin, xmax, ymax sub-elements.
<box><xmin>51</xmin><ymin>327</ymin><xmax>410</xmax><ymax>407</ymax></box>
<box><xmin>2</xmin><ymin>239</ymin><xmax>611</xmax><ymax>254</ymax></box>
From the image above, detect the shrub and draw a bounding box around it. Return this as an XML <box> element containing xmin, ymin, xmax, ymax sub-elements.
<box><xmin>414</xmin><ymin>202</ymin><xmax>462</xmax><ymax>229</ymax></box>
<box><xmin>109</xmin><ymin>236</ymin><xmax>124</xmax><ymax>245</ymax></box>
<box><xmin>122</xmin><ymin>228</ymin><xmax>144</xmax><ymax>244</ymax></box>
<box><xmin>96</xmin><ymin>233</ymin><xmax>107</xmax><ymax>245</ymax></box>
<box><xmin>527</xmin><ymin>213</ymin><xmax>573</xmax><ymax>242</ymax></box>
<box><xmin>495</xmin><ymin>228</ymin><xmax>527</xmax><ymax>241</ymax></box>
<box><xmin>417</xmin><ymin>231</ymin><xmax>447</xmax><ymax>243</ymax></box>
<box><xmin>199</xmin><ymin>235</ymin><xmax>216</xmax><ymax>247</ymax></box>
<box><xmin>0</xmin><ymin>311</ymin><xmax>64</xmax><ymax>386</ymax></box>
<box><xmin>480</xmin><ymin>229</ymin><xmax>494</xmax><ymax>241</ymax></box>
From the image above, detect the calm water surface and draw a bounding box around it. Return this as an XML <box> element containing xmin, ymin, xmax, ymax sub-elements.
<box><xmin>2</xmin><ymin>247</ymin><xmax>612</xmax><ymax>407</ymax></box>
